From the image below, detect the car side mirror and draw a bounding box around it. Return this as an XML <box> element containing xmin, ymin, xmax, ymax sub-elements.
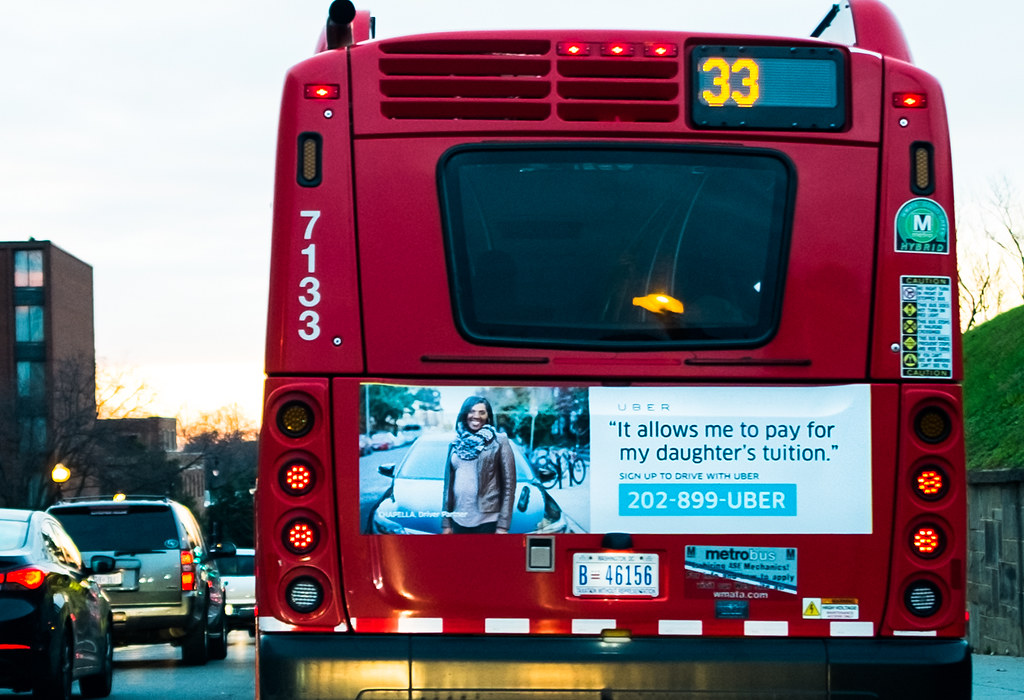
<box><xmin>210</xmin><ymin>542</ymin><xmax>238</xmax><ymax>559</ymax></box>
<box><xmin>378</xmin><ymin>464</ymin><xmax>396</xmax><ymax>478</ymax></box>
<box><xmin>88</xmin><ymin>555</ymin><xmax>116</xmax><ymax>575</ymax></box>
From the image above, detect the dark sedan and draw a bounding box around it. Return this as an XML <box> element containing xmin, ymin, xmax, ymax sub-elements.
<box><xmin>0</xmin><ymin>508</ymin><xmax>115</xmax><ymax>699</ymax></box>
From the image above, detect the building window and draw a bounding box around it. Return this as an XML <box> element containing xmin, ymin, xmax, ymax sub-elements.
<box><xmin>14</xmin><ymin>306</ymin><xmax>44</xmax><ymax>342</ymax></box>
<box><xmin>13</xmin><ymin>250</ymin><xmax>44</xmax><ymax>287</ymax></box>
<box><xmin>16</xmin><ymin>361</ymin><xmax>46</xmax><ymax>401</ymax></box>
<box><xmin>18</xmin><ymin>416</ymin><xmax>47</xmax><ymax>454</ymax></box>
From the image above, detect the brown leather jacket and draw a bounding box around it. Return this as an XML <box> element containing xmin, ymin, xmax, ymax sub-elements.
<box><xmin>442</xmin><ymin>433</ymin><xmax>517</xmax><ymax>532</ymax></box>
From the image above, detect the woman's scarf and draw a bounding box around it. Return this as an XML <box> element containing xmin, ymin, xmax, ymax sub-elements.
<box><xmin>451</xmin><ymin>422</ymin><xmax>497</xmax><ymax>460</ymax></box>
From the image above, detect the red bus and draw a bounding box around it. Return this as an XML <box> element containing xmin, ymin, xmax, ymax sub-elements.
<box><xmin>255</xmin><ymin>1</ymin><xmax>970</xmax><ymax>697</ymax></box>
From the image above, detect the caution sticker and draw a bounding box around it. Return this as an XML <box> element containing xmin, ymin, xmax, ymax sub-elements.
<box><xmin>900</xmin><ymin>276</ymin><xmax>953</xmax><ymax>379</ymax></box>
<box><xmin>802</xmin><ymin>597</ymin><xmax>860</xmax><ymax>620</ymax></box>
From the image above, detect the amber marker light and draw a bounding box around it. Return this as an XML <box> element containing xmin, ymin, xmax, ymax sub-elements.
<box><xmin>632</xmin><ymin>293</ymin><xmax>684</xmax><ymax>315</ymax></box>
<box><xmin>278</xmin><ymin>401</ymin><xmax>315</xmax><ymax>438</ymax></box>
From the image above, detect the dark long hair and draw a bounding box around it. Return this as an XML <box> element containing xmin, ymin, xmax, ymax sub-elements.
<box><xmin>456</xmin><ymin>395</ymin><xmax>494</xmax><ymax>430</ymax></box>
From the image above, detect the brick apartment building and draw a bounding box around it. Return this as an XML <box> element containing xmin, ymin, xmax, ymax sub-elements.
<box><xmin>0</xmin><ymin>240</ymin><xmax>95</xmax><ymax>474</ymax></box>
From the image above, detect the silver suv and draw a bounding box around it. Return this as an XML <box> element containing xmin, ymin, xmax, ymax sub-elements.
<box><xmin>48</xmin><ymin>496</ymin><xmax>233</xmax><ymax>665</ymax></box>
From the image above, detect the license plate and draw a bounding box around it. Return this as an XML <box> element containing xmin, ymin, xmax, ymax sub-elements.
<box><xmin>93</xmin><ymin>572</ymin><xmax>123</xmax><ymax>587</ymax></box>
<box><xmin>572</xmin><ymin>552</ymin><xmax>659</xmax><ymax>597</ymax></box>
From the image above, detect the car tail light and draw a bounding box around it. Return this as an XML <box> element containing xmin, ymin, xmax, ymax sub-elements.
<box><xmin>181</xmin><ymin>551</ymin><xmax>196</xmax><ymax>591</ymax></box>
<box><xmin>2</xmin><ymin>568</ymin><xmax>46</xmax><ymax>589</ymax></box>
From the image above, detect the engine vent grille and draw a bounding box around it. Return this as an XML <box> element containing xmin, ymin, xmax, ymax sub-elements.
<box><xmin>377</xmin><ymin>38</ymin><xmax>680</xmax><ymax>123</ymax></box>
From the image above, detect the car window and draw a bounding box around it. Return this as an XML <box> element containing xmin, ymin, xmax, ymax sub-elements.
<box><xmin>218</xmin><ymin>554</ymin><xmax>255</xmax><ymax>576</ymax></box>
<box><xmin>0</xmin><ymin>520</ymin><xmax>28</xmax><ymax>550</ymax></box>
<box><xmin>50</xmin><ymin>505</ymin><xmax>179</xmax><ymax>552</ymax></box>
<box><xmin>41</xmin><ymin>521</ymin><xmax>67</xmax><ymax>564</ymax></box>
<box><xmin>51</xmin><ymin>522</ymin><xmax>84</xmax><ymax>569</ymax></box>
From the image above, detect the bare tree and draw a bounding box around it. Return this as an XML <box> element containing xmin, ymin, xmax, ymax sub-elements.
<box><xmin>958</xmin><ymin>245</ymin><xmax>1006</xmax><ymax>332</ymax></box>
<box><xmin>983</xmin><ymin>177</ymin><xmax>1024</xmax><ymax>304</ymax></box>
<box><xmin>95</xmin><ymin>364</ymin><xmax>157</xmax><ymax>419</ymax></box>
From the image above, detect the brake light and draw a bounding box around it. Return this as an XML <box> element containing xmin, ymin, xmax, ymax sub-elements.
<box><xmin>911</xmin><ymin>524</ymin><xmax>945</xmax><ymax>558</ymax></box>
<box><xmin>180</xmin><ymin>551</ymin><xmax>196</xmax><ymax>591</ymax></box>
<box><xmin>3</xmin><ymin>568</ymin><xmax>45</xmax><ymax>589</ymax></box>
<box><xmin>280</xmin><ymin>460</ymin><xmax>316</xmax><ymax>496</ymax></box>
<box><xmin>912</xmin><ymin>465</ymin><xmax>949</xmax><ymax>501</ymax></box>
<box><xmin>283</xmin><ymin>518</ymin><xmax>319</xmax><ymax>555</ymax></box>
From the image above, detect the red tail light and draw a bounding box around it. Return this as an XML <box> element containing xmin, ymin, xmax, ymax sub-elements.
<box><xmin>912</xmin><ymin>465</ymin><xmax>949</xmax><ymax>501</ymax></box>
<box><xmin>280</xmin><ymin>460</ymin><xmax>316</xmax><ymax>496</ymax></box>
<box><xmin>284</xmin><ymin>518</ymin><xmax>319</xmax><ymax>555</ymax></box>
<box><xmin>180</xmin><ymin>550</ymin><xmax>196</xmax><ymax>591</ymax></box>
<box><xmin>2</xmin><ymin>568</ymin><xmax>46</xmax><ymax>589</ymax></box>
<box><xmin>910</xmin><ymin>524</ymin><xmax>945</xmax><ymax>558</ymax></box>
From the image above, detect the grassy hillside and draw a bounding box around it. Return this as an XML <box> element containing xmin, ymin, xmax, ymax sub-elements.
<box><xmin>963</xmin><ymin>304</ymin><xmax>1024</xmax><ymax>470</ymax></box>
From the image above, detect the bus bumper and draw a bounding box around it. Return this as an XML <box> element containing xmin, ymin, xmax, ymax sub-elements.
<box><xmin>257</xmin><ymin>633</ymin><xmax>971</xmax><ymax>699</ymax></box>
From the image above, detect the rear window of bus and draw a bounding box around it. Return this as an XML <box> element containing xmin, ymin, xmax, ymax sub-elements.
<box><xmin>438</xmin><ymin>145</ymin><xmax>794</xmax><ymax>349</ymax></box>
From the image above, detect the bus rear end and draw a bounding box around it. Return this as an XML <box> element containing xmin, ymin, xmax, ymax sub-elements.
<box><xmin>256</xmin><ymin>1</ymin><xmax>970</xmax><ymax>697</ymax></box>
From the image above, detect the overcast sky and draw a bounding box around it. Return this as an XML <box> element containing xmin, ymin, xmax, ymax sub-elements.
<box><xmin>1</xmin><ymin>1</ymin><xmax>1015</xmax><ymax>423</ymax></box>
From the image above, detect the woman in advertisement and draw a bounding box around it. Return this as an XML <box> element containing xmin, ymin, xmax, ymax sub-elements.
<box><xmin>442</xmin><ymin>396</ymin><xmax>517</xmax><ymax>534</ymax></box>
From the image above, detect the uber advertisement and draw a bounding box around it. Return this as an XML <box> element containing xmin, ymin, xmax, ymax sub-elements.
<box><xmin>359</xmin><ymin>383</ymin><xmax>872</xmax><ymax>538</ymax></box>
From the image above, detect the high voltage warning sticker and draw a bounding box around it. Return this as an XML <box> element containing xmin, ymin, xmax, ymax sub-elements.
<box><xmin>900</xmin><ymin>276</ymin><xmax>952</xmax><ymax>379</ymax></box>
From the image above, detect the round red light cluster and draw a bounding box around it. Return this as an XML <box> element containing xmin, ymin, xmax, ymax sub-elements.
<box><xmin>910</xmin><ymin>525</ymin><xmax>944</xmax><ymax>558</ymax></box>
<box><xmin>284</xmin><ymin>519</ymin><xmax>319</xmax><ymax>554</ymax></box>
<box><xmin>280</xmin><ymin>461</ymin><xmax>315</xmax><ymax>496</ymax></box>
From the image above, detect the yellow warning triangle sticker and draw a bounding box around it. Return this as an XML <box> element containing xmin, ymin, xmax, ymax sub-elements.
<box><xmin>804</xmin><ymin>600</ymin><xmax>820</xmax><ymax>617</ymax></box>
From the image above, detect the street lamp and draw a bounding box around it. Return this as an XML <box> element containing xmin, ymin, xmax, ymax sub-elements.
<box><xmin>51</xmin><ymin>462</ymin><xmax>70</xmax><ymax>500</ymax></box>
<box><xmin>51</xmin><ymin>462</ymin><xmax>70</xmax><ymax>484</ymax></box>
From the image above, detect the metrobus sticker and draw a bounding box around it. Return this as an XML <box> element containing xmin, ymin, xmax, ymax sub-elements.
<box><xmin>359</xmin><ymin>383</ymin><xmax>872</xmax><ymax>536</ymax></box>
<box><xmin>802</xmin><ymin>597</ymin><xmax>860</xmax><ymax>619</ymax></box>
<box><xmin>684</xmin><ymin>545</ymin><xmax>797</xmax><ymax>600</ymax></box>
<box><xmin>900</xmin><ymin>276</ymin><xmax>953</xmax><ymax>379</ymax></box>
<box><xmin>894</xmin><ymin>197</ymin><xmax>949</xmax><ymax>254</ymax></box>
